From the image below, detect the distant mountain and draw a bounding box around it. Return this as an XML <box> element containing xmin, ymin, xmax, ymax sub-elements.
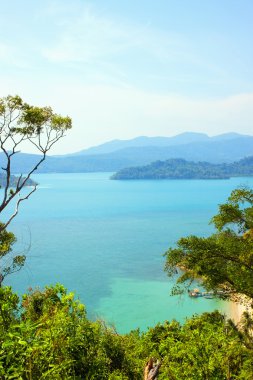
<box><xmin>111</xmin><ymin>156</ymin><xmax>253</xmax><ymax>180</ymax></box>
<box><xmin>70</xmin><ymin>132</ymin><xmax>210</xmax><ymax>156</ymax></box>
<box><xmin>69</xmin><ymin>132</ymin><xmax>249</xmax><ymax>156</ymax></box>
<box><xmin>0</xmin><ymin>152</ymin><xmax>129</xmax><ymax>173</ymax></box>
<box><xmin>93</xmin><ymin>136</ymin><xmax>253</xmax><ymax>163</ymax></box>
<box><xmin>210</xmin><ymin>132</ymin><xmax>244</xmax><ymax>141</ymax></box>
<box><xmin>1</xmin><ymin>132</ymin><xmax>253</xmax><ymax>173</ymax></box>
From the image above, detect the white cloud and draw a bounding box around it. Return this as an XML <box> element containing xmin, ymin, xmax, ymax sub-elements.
<box><xmin>39</xmin><ymin>2</ymin><xmax>239</xmax><ymax>96</ymax></box>
<box><xmin>0</xmin><ymin>1</ymin><xmax>242</xmax><ymax>93</ymax></box>
<box><xmin>42</xmin><ymin>5</ymin><xmax>145</xmax><ymax>64</ymax></box>
<box><xmin>41</xmin><ymin>2</ymin><xmax>199</xmax><ymax>75</ymax></box>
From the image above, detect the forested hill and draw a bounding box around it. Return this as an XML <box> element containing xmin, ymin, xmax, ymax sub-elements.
<box><xmin>111</xmin><ymin>156</ymin><xmax>253</xmax><ymax>180</ymax></box>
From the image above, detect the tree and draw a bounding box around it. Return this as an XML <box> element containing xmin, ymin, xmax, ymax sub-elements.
<box><xmin>0</xmin><ymin>95</ymin><xmax>72</xmax><ymax>284</ymax></box>
<box><xmin>164</xmin><ymin>187</ymin><xmax>253</xmax><ymax>303</ymax></box>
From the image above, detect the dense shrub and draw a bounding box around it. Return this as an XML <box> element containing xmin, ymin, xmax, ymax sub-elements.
<box><xmin>1</xmin><ymin>285</ymin><xmax>253</xmax><ymax>379</ymax></box>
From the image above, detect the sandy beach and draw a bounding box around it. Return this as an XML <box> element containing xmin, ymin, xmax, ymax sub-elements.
<box><xmin>229</xmin><ymin>301</ymin><xmax>245</xmax><ymax>324</ymax></box>
<box><xmin>229</xmin><ymin>297</ymin><xmax>252</xmax><ymax>324</ymax></box>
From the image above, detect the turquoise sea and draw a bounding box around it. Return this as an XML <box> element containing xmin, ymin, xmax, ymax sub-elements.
<box><xmin>3</xmin><ymin>173</ymin><xmax>253</xmax><ymax>333</ymax></box>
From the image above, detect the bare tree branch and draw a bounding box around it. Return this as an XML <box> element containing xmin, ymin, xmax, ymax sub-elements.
<box><xmin>2</xmin><ymin>185</ymin><xmax>37</xmax><ymax>231</ymax></box>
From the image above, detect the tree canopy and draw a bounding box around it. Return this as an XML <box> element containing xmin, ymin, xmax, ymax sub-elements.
<box><xmin>164</xmin><ymin>187</ymin><xmax>253</xmax><ymax>303</ymax></box>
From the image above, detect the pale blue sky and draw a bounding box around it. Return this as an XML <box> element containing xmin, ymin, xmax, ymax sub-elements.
<box><xmin>0</xmin><ymin>0</ymin><xmax>253</xmax><ymax>153</ymax></box>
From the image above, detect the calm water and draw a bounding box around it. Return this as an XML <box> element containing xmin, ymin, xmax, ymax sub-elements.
<box><xmin>3</xmin><ymin>173</ymin><xmax>253</xmax><ymax>333</ymax></box>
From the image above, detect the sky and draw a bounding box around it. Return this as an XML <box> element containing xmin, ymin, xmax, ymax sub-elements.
<box><xmin>0</xmin><ymin>0</ymin><xmax>253</xmax><ymax>154</ymax></box>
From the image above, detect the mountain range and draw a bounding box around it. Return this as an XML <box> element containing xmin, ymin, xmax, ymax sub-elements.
<box><xmin>1</xmin><ymin>132</ymin><xmax>253</xmax><ymax>173</ymax></box>
<box><xmin>70</xmin><ymin>132</ymin><xmax>245</xmax><ymax>156</ymax></box>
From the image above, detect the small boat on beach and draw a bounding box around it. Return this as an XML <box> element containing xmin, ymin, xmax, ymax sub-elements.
<box><xmin>188</xmin><ymin>288</ymin><xmax>202</xmax><ymax>297</ymax></box>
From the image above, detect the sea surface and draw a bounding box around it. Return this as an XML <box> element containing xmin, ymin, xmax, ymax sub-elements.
<box><xmin>3</xmin><ymin>173</ymin><xmax>253</xmax><ymax>333</ymax></box>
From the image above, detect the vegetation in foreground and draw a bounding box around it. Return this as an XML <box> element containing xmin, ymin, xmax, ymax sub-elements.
<box><xmin>1</xmin><ymin>284</ymin><xmax>253</xmax><ymax>379</ymax></box>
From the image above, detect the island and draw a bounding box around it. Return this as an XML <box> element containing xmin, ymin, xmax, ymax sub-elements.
<box><xmin>0</xmin><ymin>173</ymin><xmax>37</xmax><ymax>188</ymax></box>
<box><xmin>111</xmin><ymin>156</ymin><xmax>253</xmax><ymax>180</ymax></box>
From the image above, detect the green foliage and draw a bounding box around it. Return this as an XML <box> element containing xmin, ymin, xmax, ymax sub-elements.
<box><xmin>0</xmin><ymin>223</ymin><xmax>16</xmax><ymax>256</ymax></box>
<box><xmin>0</xmin><ymin>285</ymin><xmax>143</xmax><ymax>379</ymax></box>
<box><xmin>0</xmin><ymin>223</ymin><xmax>25</xmax><ymax>285</ymax></box>
<box><xmin>1</xmin><ymin>284</ymin><xmax>253</xmax><ymax>379</ymax></box>
<box><xmin>0</xmin><ymin>286</ymin><xmax>19</xmax><ymax>331</ymax></box>
<box><xmin>135</xmin><ymin>311</ymin><xmax>253</xmax><ymax>379</ymax></box>
<box><xmin>14</xmin><ymin>104</ymin><xmax>71</xmax><ymax>136</ymax></box>
<box><xmin>164</xmin><ymin>187</ymin><xmax>253</xmax><ymax>300</ymax></box>
<box><xmin>212</xmin><ymin>187</ymin><xmax>253</xmax><ymax>232</ymax></box>
<box><xmin>0</xmin><ymin>95</ymin><xmax>71</xmax><ymax>138</ymax></box>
